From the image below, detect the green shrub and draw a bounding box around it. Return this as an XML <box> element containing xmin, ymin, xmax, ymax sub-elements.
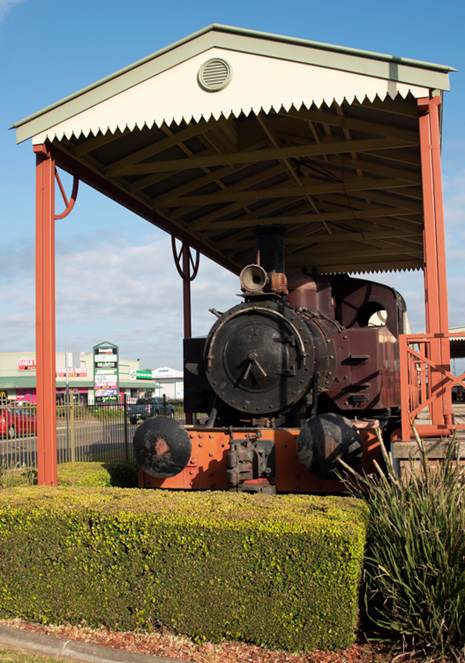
<box><xmin>57</xmin><ymin>462</ymin><xmax>113</xmax><ymax>487</ymax></box>
<box><xmin>0</xmin><ymin>488</ymin><xmax>366</xmax><ymax>651</ymax></box>
<box><xmin>1</xmin><ymin>462</ymin><xmax>138</xmax><ymax>489</ymax></box>
<box><xmin>0</xmin><ymin>467</ymin><xmax>36</xmax><ymax>488</ymax></box>
<box><xmin>342</xmin><ymin>433</ymin><xmax>465</xmax><ymax>660</ymax></box>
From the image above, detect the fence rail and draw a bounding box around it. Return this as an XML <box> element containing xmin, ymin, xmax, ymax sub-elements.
<box><xmin>400</xmin><ymin>331</ymin><xmax>465</xmax><ymax>440</ymax></box>
<box><xmin>0</xmin><ymin>397</ymin><xmax>144</xmax><ymax>469</ymax></box>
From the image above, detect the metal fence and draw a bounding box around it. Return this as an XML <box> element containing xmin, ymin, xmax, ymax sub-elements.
<box><xmin>0</xmin><ymin>397</ymin><xmax>142</xmax><ymax>469</ymax></box>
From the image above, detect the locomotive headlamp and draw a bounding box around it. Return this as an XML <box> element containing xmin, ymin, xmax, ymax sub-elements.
<box><xmin>239</xmin><ymin>264</ymin><xmax>268</xmax><ymax>293</ymax></box>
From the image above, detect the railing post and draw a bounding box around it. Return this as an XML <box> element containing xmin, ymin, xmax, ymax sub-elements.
<box><xmin>34</xmin><ymin>145</ymin><xmax>57</xmax><ymax>486</ymax></box>
<box><xmin>399</xmin><ymin>334</ymin><xmax>411</xmax><ymax>441</ymax></box>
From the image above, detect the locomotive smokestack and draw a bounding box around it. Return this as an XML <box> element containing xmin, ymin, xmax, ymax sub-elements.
<box><xmin>255</xmin><ymin>226</ymin><xmax>285</xmax><ymax>273</ymax></box>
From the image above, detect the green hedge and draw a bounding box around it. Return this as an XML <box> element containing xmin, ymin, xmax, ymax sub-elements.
<box><xmin>57</xmin><ymin>462</ymin><xmax>138</xmax><ymax>488</ymax></box>
<box><xmin>1</xmin><ymin>462</ymin><xmax>138</xmax><ymax>489</ymax></box>
<box><xmin>0</xmin><ymin>488</ymin><xmax>366</xmax><ymax>651</ymax></box>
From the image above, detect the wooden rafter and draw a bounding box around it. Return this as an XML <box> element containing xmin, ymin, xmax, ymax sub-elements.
<box><xmin>282</xmin><ymin>107</ymin><xmax>418</xmax><ymax>142</ymax></box>
<box><xmin>160</xmin><ymin>177</ymin><xmax>417</xmax><ymax>208</ymax></box>
<box><xmin>75</xmin><ymin>129</ymin><xmax>127</xmax><ymax>157</ymax></box>
<box><xmin>115</xmin><ymin>137</ymin><xmax>417</xmax><ymax>175</ymax></box>
<box><xmin>198</xmin><ymin>205</ymin><xmax>421</xmax><ymax>231</ymax></box>
<box><xmin>288</xmin><ymin>230</ymin><xmax>421</xmax><ymax>245</ymax></box>
<box><xmin>106</xmin><ymin>120</ymin><xmax>220</xmax><ymax>176</ymax></box>
<box><xmin>256</xmin><ymin>115</ymin><xmax>325</xmax><ymax>226</ymax></box>
<box><xmin>291</xmin><ymin>153</ymin><xmax>419</xmax><ymax>183</ymax></box>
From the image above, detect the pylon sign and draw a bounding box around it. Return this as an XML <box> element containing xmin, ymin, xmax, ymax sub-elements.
<box><xmin>93</xmin><ymin>341</ymin><xmax>119</xmax><ymax>402</ymax></box>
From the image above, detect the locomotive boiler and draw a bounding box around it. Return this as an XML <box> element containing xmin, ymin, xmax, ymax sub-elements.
<box><xmin>134</xmin><ymin>229</ymin><xmax>406</xmax><ymax>493</ymax></box>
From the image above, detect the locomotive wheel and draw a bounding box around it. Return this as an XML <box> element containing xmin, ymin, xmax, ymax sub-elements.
<box><xmin>133</xmin><ymin>416</ymin><xmax>191</xmax><ymax>478</ymax></box>
<box><xmin>297</xmin><ymin>413</ymin><xmax>363</xmax><ymax>479</ymax></box>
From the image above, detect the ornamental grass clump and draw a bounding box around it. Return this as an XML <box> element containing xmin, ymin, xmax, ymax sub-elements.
<box><xmin>341</xmin><ymin>430</ymin><xmax>465</xmax><ymax>661</ymax></box>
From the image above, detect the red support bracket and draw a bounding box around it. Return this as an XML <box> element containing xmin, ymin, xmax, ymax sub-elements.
<box><xmin>54</xmin><ymin>168</ymin><xmax>79</xmax><ymax>220</ymax></box>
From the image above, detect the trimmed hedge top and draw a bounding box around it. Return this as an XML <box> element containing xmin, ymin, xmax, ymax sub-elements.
<box><xmin>0</xmin><ymin>486</ymin><xmax>365</xmax><ymax>531</ymax></box>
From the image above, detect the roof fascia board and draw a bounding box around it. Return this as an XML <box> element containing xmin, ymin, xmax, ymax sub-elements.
<box><xmin>14</xmin><ymin>25</ymin><xmax>452</xmax><ymax>144</ymax></box>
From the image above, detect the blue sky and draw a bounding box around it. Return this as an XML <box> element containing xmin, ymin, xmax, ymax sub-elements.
<box><xmin>1</xmin><ymin>0</ymin><xmax>465</xmax><ymax>368</ymax></box>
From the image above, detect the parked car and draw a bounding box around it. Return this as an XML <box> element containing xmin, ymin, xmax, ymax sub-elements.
<box><xmin>0</xmin><ymin>407</ymin><xmax>37</xmax><ymax>439</ymax></box>
<box><xmin>128</xmin><ymin>397</ymin><xmax>175</xmax><ymax>424</ymax></box>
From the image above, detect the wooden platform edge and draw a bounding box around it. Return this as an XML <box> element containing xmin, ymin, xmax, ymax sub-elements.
<box><xmin>391</xmin><ymin>439</ymin><xmax>465</xmax><ymax>459</ymax></box>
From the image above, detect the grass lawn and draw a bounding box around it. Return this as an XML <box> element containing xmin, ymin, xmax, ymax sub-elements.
<box><xmin>0</xmin><ymin>648</ymin><xmax>68</xmax><ymax>662</ymax></box>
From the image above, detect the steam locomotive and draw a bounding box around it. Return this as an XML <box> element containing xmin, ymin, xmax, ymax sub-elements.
<box><xmin>134</xmin><ymin>228</ymin><xmax>406</xmax><ymax>493</ymax></box>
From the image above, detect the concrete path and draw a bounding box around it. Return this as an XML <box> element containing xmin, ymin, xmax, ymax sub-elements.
<box><xmin>0</xmin><ymin>624</ymin><xmax>189</xmax><ymax>663</ymax></box>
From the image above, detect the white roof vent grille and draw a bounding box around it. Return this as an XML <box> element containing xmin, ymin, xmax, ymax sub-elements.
<box><xmin>198</xmin><ymin>58</ymin><xmax>231</xmax><ymax>92</ymax></box>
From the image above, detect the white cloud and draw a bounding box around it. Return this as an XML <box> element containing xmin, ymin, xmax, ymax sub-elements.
<box><xmin>0</xmin><ymin>0</ymin><xmax>24</xmax><ymax>21</ymax></box>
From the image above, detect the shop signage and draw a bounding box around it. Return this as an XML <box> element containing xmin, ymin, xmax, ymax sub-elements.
<box><xmin>18</xmin><ymin>358</ymin><xmax>87</xmax><ymax>377</ymax></box>
<box><xmin>18</xmin><ymin>358</ymin><xmax>36</xmax><ymax>370</ymax></box>
<box><xmin>135</xmin><ymin>369</ymin><xmax>153</xmax><ymax>380</ymax></box>
<box><xmin>56</xmin><ymin>368</ymin><xmax>87</xmax><ymax>377</ymax></box>
<box><xmin>93</xmin><ymin>342</ymin><xmax>119</xmax><ymax>402</ymax></box>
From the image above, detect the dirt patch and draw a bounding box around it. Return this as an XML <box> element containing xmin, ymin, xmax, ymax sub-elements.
<box><xmin>1</xmin><ymin>620</ymin><xmax>392</xmax><ymax>663</ymax></box>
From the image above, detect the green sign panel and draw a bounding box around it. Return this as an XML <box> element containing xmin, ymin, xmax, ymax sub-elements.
<box><xmin>135</xmin><ymin>369</ymin><xmax>153</xmax><ymax>380</ymax></box>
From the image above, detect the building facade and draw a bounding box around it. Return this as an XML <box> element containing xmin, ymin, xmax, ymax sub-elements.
<box><xmin>151</xmin><ymin>366</ymin><xmax>184</xmax><ymax>400</ymax></box>
<box><xmin>0</xmin><ymin>351</ymin><xmax>158</xmax><ymax>403</ymax></box>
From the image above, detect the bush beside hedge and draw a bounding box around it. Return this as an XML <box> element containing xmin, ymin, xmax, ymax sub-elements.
<box><xmin>0</xmin><ymin>488</ymin><xmax>367</xmax><ymax>651</ymax></box>
<box><xmin>1</xmin><ymin>462</ymin><xmax>138</xmax><ymax>489</ymax></box>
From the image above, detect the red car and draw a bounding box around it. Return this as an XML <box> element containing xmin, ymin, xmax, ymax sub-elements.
<box><xmin>0</xmin><ymin>407</ymin><xmax>37</xmax><ymax>439</ymax></box>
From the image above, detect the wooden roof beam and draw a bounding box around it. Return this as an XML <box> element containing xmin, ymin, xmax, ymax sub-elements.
<box><xmin>281</xmin><ymin>108</ymin><xmax>419</xmax><ymax>142</ymax></box>
<box><xmin>201</xmin><ymin>205</ymin><xmax>421</xmax><ymax>231</ymax></box>
<box><xmin>116</xmin><ymin>137</ymin><xmax>418</xmax><ymax>175</ymax></box>
<box><xmin>106</xmin><ymin>120</ymin><xmax>221</xmax><ymax>176</ymax></box>
<box><xmin>256</xmin><ymin>115</ymin><xmax>330</xmax><ymax>233</ymax></box>
<box><xmin>161</xmin><ymin>177</ymin><xmax>418</xmax><ymax>207</ymax></box>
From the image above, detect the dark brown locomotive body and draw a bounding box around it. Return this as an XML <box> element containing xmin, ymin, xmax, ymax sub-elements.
<box><xmin>134</xmin><ymin>274</ymin><xmax>405</xmax><ymax>491</ymax></box>
<box><xmin>134</xmin><ymin>228</ymin><xmax>406</xmax><ymax>490</ymax></box>
<box><xmin>184</xmin><ymin>273</ymin><xmax>404</xmax><ymax>427</ymax></box>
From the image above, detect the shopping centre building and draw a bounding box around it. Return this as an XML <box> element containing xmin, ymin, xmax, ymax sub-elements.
<box><xmin>0</xmin><ymin>350</ymin><xmax>159</xmax><ymax>404</ymax></box>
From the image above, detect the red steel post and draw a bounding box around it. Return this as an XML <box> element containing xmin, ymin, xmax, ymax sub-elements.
<box><xmin>34</xmin><ymin>145</ymin><xmax>58</xmax><ymax>485</ymax></box>
<box><xmin>417</xmin><ymin>96</ymin><xmax>452</xmax><ymax>429</ymax></box>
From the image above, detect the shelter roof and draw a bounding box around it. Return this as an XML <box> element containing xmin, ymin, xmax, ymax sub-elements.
<box><xmin>13</xmin><ymin>25</ymin><xmax>455</xmax><ymax>276</ymax></box>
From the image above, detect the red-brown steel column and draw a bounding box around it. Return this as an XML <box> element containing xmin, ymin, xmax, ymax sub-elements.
<box><xmin>418</xmin><ymin>96</ymin><xmax>452</xmax><ymax>429</ymax></box>
<box><xmin>34</xmin><ymin>144</ymin><xmax>57</xmax><ymax>485</ymax></box>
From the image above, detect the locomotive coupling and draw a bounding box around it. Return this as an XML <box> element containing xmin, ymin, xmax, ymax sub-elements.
<box><xmin>133</xmin><ymin>416</ymin><xmax>191</xmax><ymax>478</ymax></box>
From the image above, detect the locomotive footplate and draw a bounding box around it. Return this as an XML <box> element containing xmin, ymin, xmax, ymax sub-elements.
<box><xmin>137</xmin><ymin>422</ymin><xmax>382</xmax><ymax>493</ymax></box>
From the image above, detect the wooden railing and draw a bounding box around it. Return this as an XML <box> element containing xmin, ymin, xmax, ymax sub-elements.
<box><xmin>399</xmin><ymin>332</ymin><xmax>465</xmax><ymax>440</ymax></box>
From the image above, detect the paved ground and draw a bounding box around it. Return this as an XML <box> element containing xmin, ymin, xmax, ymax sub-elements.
<box><xmin>0</xmin><ymin>625</ymin><xmax>182</xmax><ymax>663</ymax></box>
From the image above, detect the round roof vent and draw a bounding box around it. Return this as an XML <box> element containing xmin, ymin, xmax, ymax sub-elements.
<box><xmin>198</xmin><ymin>58</ymin><xmax>231</xmax><ymax>92</ymax></box>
